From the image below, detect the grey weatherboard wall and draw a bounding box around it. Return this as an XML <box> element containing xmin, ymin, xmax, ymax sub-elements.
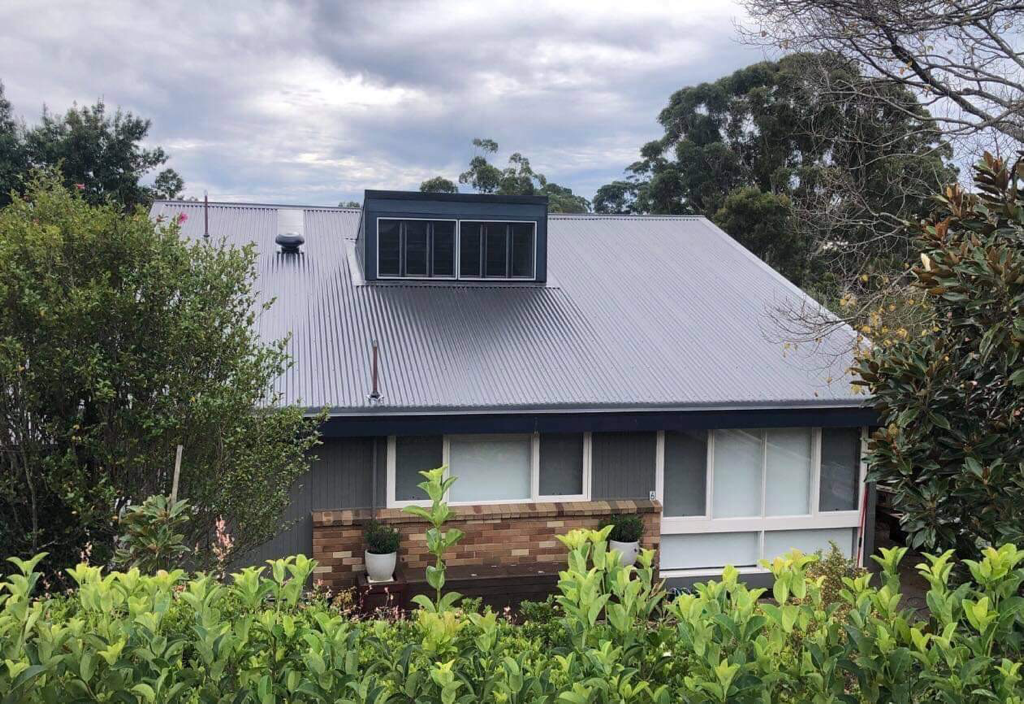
<box><xmin>358</xmin><ymin>190</ymin><xmax>549</xmax><ymax>282</ymax></box>
<box><xmin>244</xmin><ymin>437</ymin><xmax>386</xmax><ymax>565</ymax></box>
<box><xmin>591</xmin><ymin>432</ymin><xmax>657</xmax><ymax>500</ymax></box>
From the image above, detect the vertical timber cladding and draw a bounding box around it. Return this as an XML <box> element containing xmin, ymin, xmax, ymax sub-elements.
<box><xmin>360</xmin><ymin>190</ymin><xmax>549</xmax><ymax>282</ymax></box>
<box><xmin>591</xmin><ymin>432</ymin><xmax>658</xmax><ymax>500</ymax></box>
<box><xmin>245</xmin><ymin>438</ymin><xmax>383</xmax><ymax>565</ymax></box>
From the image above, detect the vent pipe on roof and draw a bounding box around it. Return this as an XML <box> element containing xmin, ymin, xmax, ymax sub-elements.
<box><xmin>368</xmin><ymin>339</ymin><xmax>382</xmax><ymax>403</ymax></box>
<box><xmin>275</xmin><ymin>208</ymin><xmax>305</xmax><ymax>253</ymax></box>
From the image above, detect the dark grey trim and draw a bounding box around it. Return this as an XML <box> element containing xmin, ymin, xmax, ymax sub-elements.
<box><xmin>364</xmin><ymin>190</ymin><xmax>548</xmax><ymax>206</ymax></box>
<box><xmin>320</xmin><ymin>407</ymin><xmax>878</xmax><ymax>438</ymax></box>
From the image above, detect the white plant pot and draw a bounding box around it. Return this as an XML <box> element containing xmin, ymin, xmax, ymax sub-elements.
<box><xmin>609</xmin><ymin>540</ymin><xmax>640</xmax><ymax>567</ymax></box>
<box><xmin>365</xmin><ymin>550</ymin><xmax>397</xmax><ymax>582</ymax></box>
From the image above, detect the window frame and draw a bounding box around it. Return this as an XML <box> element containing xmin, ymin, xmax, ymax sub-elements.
<box><xmin>375</xmin><ymin>217</ymin><xmax>458</xmax><ymax>280</ymax></box>
<box><xmin>455</xmin><ymin>220</ymin><xmax>537</xmax><ymax>281</ymax></box>
<box><xmin>385</xmin><ymin>431</ymin><xmax>591</xmax><ymax>508</ymax></box>
<box><xmin>656</xmin><ymin>427</ymin><xmax>867</xmax><ymax>575</ymax></box>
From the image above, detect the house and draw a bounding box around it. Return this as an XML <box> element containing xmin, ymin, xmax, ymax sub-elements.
<box><xmin>151</xmin><ymin>191</ymin><xmax>876</xmax><ymax>591</ymax></box>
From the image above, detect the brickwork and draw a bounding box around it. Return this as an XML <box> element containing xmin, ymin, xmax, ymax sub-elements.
<box><xmin>311</xmin><ymin>500</ymin><xmax>661</xmax><ymax>589</ymax></box>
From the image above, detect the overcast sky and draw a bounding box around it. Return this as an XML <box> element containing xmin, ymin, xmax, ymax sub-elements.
<box><xmin>1</xmin><ymin>1</ymin><xmax>764</xmax><ymax>206</ymax></box>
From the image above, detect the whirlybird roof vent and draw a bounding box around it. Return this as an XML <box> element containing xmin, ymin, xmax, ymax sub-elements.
<box><xmin>275</xmin><ymin>209</ymin><xmax>305</xmax><ymax>253</ymax></box>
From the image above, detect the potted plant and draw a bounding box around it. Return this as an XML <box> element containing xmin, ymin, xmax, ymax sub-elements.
<box><xmin>364</xmin><ymin>519</ymin><xmax>401</xmax><ymax>582</ymax></box>
<box><xmin>600</xmin><ymin>514</ymin><xmax>645</xmax><ymax>567</ymax></box>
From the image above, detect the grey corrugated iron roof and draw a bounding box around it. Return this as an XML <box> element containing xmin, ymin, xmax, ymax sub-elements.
<box><xmin>150</xmin><ymin>201</ymin><xmax>866</xmax><ymax>415</ymax></box>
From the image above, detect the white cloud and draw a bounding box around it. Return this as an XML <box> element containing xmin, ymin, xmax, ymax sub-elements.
<box><xmin>0</xmin><ymin>0</ymin><xmax>763</xmax><ymax>205</ymax></box>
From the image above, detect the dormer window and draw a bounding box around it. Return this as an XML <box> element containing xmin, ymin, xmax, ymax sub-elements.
<box><xmin>459</xmin><ymin>222</ymin><xmax>536</xmax><ymax>279</ymax></box>
<box><xmin>359</xmin><ymin>190</ymin><xmax>548</xmax><ymax>283</ymax></box>
<box><xmin>377</xmin><ymin>219</ymin><xmax>537</xmax><ymax>280</ymax></box>
<box><xmin>377</xmin><ymin>219</ymin><xmax>456</xmax><ymax>278</ymax></box>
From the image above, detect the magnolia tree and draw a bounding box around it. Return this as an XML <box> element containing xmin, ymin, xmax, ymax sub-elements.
<box><xmin>0</xmin><ymin>174</ymin><xmax>320</xmax><ymax>580</ymax></box>
<box><xmin>855</xmin><ymin>154</ymin><xmax>1024</xmax><ymax>558</ymax></box>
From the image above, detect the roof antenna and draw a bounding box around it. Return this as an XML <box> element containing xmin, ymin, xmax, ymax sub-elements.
<box><xmin>203</xmin><ymin>190</ymin><xmax>210</xmax><ymax>239</ymax></box>
<box><xmin>368</xmin><ymin>339</ymin><xmax>382</xmax><ymax>403</ymax></box>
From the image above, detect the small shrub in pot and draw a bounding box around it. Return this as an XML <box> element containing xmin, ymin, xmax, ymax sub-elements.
<box><xmin>599</xmin><ymin>514</ymin><xmax>644</xmax><ymax>566</ymax></box>
<box><xmin>364</xmin><ymin>519</ymin><xmax>400</xmax><ymax>582</ymax></box>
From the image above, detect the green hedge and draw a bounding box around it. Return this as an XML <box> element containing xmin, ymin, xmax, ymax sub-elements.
<box><xmin>2</xmin><ymin>530</ymin><xmax>1024</xmax><ymax>703</ymax></box>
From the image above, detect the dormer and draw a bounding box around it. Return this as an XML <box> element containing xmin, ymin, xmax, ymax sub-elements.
<box><xmin>357</xmin><ymin>190</ymin><xmax>548</xmax><ymax>283</ymax></box>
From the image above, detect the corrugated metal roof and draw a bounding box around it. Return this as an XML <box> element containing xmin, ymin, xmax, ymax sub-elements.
<box><xmin>151</xmin><ymin>201</ymin><xmax>865</xmax><ymax>414</ymax></box>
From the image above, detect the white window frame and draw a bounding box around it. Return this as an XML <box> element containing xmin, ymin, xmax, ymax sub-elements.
<box><xmin>386</xmin><ymin>431</ymin><xmax>591</xmax><ymax>508</ymax></box>
<box><xmin>656</xmin><ymin>427</ymin><xmax>868</xmax><ymax>577</ymax></box>
<box><xmin>455</xmin><ymin>220</ymin><xmax>537</xmax><ymax>281</ymax></box>
<box><xmin>375</xmin><ymin>217</ymin><xmax>459</xmax><ymax>280</ymax></box>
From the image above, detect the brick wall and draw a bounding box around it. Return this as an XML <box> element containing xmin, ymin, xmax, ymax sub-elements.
<box><xmin>312</xmin><ymin>500</ymin><xmax>661</xmax><ymax>589</ymax></box>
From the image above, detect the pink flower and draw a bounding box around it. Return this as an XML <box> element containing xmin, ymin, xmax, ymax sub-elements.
<box><xmin>74</xmin><ymin>183</ymin><xmax>85</xmax><ymax>190</ymax></box>
<box><xmin>176</xmin><ymin>212</ymin><xmax>189</xmax><ymax>223</ymax></box>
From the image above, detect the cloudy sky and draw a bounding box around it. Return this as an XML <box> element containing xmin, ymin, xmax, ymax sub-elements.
<box><xmin>1</xmin><ymin>1</ymin><xmax>765</xmax><ymax>206</ymax></box>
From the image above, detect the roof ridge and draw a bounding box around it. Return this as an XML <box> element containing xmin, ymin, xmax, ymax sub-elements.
<box><xmin>153</xmin><ymin>199</ymin><xmax>361</xmax><ymax>211</ymax></box>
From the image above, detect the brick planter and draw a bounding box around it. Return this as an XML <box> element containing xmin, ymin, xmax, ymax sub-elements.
<box><xmin>312</xmin><ymin>500</ymin><xmax>661</xmax><ymax>589</ymax></box>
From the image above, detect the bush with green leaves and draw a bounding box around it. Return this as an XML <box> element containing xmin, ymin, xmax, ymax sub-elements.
<box><xmin>113</xmin><ymin>494</ymin><xmax>192</xmax><ymax>573</ymax></box>
<box><xmin>600</xmin><ymin>513</ymin><xmax>645</xmax><ymax>542</ymax></box>
<box><xmin>363</xmin><ymin>519</ymin><xmax>401</xmax><ymax>555</ymax></box>
<box><xmin>401</xmin><ymin>467</ymin><xmax>464</xmax><ymax>614</ymax></box>
<box><xmin>6</xmin><ymin>534</ymin><xmax>1024</xmax><ymax>702</ymax></box>
<box><xmin>854</xmin><ymin>153</ymin><xmax>1024</xmax><ymax>559</ymax></box>
<box><xmin>0</xmin><ymin>175</ymin><xmax>321</xmax><ymax>582</ymax></box>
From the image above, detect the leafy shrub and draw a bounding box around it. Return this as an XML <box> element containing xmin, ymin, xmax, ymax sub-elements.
<box><xmin>5</xmin><ymin>539</ymin><xmax>1024</xmax><ymax>702</ymax></box>
<box><xmin>806</xmin><ymin>540</ymin><xmax>866</xmax><ymax>608</ymax></box>
<box><xmin>600</xmin><ymin>513</ymin><xmax>645</xmax><ymax>542</ymax></box>
<box><xmin>363</xmin><ymin>519</ymin><xmax>401</xmax><ymax>554</ymax></box>
<box><xmin>401</xmin><ymin>466</ymin><xmax>464</xmax><ymax>613</ymax></box>
<box><xmin>854</xmin><ymin>154</ymin><xmax>1024</xmax><ymax>559</ymax></box>
<box><xmin>113</xmin><ymin>494</ymin><xmax>192</xmax><ymax>573</ymax></box>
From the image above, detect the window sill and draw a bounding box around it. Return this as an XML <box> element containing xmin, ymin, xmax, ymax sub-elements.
<box><xmin>313</xmin><ymin>498</ymin><xmax>662</xmax><ymax>527</ymax></box>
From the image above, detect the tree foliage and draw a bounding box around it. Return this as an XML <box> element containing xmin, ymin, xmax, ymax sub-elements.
<box><xmin>418</xmin><ymin>176</ymin><xmax>459</xmax><ymax>194</ymax></box>
<box><xmin>0</xmin><ymin>81</ymin><xmax>28</xmax><ymax>212</ymax></box>
<box><xmin>0</xmin><ymin>81</ymin><xmax>183</xmax><ymax>209</ymax></box>
<box><xmin>0</xmin><ymin>174</ymin><xmax>319</xmax><ymax>581</ymax></box>
<box><xmin>421</xmin><ymin>138</ymin><xmax>592</xmax><ymax>213</ymax></box>
<box><xmin>741</xmin><ymin>0</ymin><xmax>1024</xmax><ymax>147</ymax></box>
<box><xmin>113</xmin><ymin>495</ymin><xmax>193</xmax><ymax>573</ymax></box>
<box><xmin>595</xmin><ymin>53</ymin><xmax>954</xmax><ymax>290</ymax></box>
<box><xmin>855</xmin><ymin>154</ymin><xmax>1024</xmax><ymax>559</ymax></box>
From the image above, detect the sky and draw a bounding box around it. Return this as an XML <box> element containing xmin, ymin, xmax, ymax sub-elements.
<box><xmin>0</xmin><ymin>1</ymin><xmax>765</xmax><ymax>206</ymax></box>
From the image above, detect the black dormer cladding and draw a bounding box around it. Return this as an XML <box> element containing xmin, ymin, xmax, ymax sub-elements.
<box><xmin>359</xmin><ymin>190</ymin><xmax>548</xmax><ymax>283</ymax></box>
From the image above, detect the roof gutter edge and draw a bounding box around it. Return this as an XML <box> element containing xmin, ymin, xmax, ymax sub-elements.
<box><xmin>307</xmin><ymin>399</ymin><xmax>873</xmax><ymax>418</ymax></box>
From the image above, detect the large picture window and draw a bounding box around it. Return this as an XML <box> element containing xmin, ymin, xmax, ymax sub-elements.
<box><xmin>659</xmin><ymin>427</ymin><xmax>864</xmax><ymax>574</ymax></box>
<box><xmin>377</xmin><ymin>219</ymin><xmax>456</xmax><ymax>278</ymax></box>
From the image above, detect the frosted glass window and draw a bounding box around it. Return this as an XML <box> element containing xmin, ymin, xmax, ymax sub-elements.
<box><xmin>764</xmin><ymin>528</ymin><xmax>855</xmax><ymax>560</ymax></box>
<box><xmin>449</xmin><ymin>434</ymin><xmax>531</xmax><ymax>502</ymax></box>
<box><xmin>765</xmin><ymin>428</ymin><xmax>812</xmax><ymax>516</ymax></box>
<box><xmin>660</xmin><ymin>532</ymin><xmax>760</xmax><ymax>570</ymax></box>
<box><xmin>820</xmin><ymin>428</ymin><xmax>861</xmax><ymax>511</ymax></box>
<box><xmin>664</xmin><ymin>430</ymin><xmax>707</xmax><ymax>516</ymax></box>
<box><xmin>712</xmin><ymin>429</ymin><xmax>763</xmax><ymax>517</ymax></box>
<box><xmin>395</xmin><ymin>436</ymin><xmax>442</xmax><ymax>501</ymax></box>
